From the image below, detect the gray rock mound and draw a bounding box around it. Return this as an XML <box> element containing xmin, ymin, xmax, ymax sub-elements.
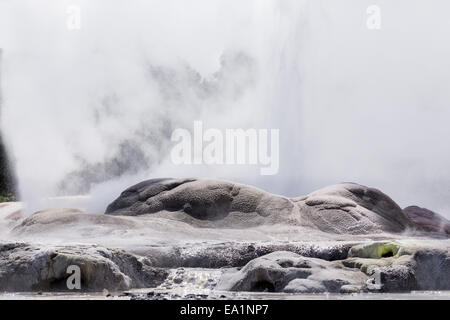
<box><xmin>105</xmin><ymin>178</ymin><xmax>296</xmax><ymax>227</ymax></box>
<box><xmin>293</xmin><ymin>183</ymin><xmax>414</xmax><ymax>234</ymax></box>
<box><xmin>0</xmin><ymin>202</ymin><xmax>23</xmax><ymax>221</ymax></box>
<box><xmin>12</xmin><ymin>208</ymin><xmax>139</xmax><ymax>235</ymax></box>
<box><xmin>0</xmin><ymin>202</ymin><xmax>24</xmax><ymax>234</ymax></box>
<box><xmin>106</xmin><ymin>179</ymin><xmax>414</xmax><ymax>234</ymax></box>
<box><xmin>0</xmin><ymin>242</ymin><xmax>167</xmax><ymax>292</ymax></box>
<box><xmin>404</xmin><ymin>206</ymin><xmax>450</xmax><ymax>235</ymax></box>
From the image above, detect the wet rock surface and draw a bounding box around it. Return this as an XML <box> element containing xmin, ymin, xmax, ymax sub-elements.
<box><xmin>138</xmin><ymin>241</ymin><xmax>354</xmax><ymax>268</ymax></box>
<box><xmin>217</xmin><ymin>251</ymin><xmax>368</xmax><ymax>293</ymax></box>
<box><xmin>2</xmin><ymin>238</ymin><xmax>447</xmax><ymax>294</ymax></box>
<box><xmin>218</xmin><ymin>241</ymin><xmax>450</xmax><ymax>293</ymax></box>
<box><xmin>0</xmin><ymin>242</ymin><xmax>168</xmax><ymax>292</ymax></box>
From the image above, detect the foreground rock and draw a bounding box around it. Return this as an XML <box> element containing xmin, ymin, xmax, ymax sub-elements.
<box><xmin>138</xmin><ymin>241</ymin><xmax>354</xmax><ymax>268</ymax></box>
<box><xmin>404</xmin><ymin>206</ymin><xmax>450</xmax><ymax>235</ymax></box>
<box><xmin>0</xmin><ymin>242</ymin><xmax>167</xmax><ymax>292</ymax></box>
<box><xmin>218</xmin><ymin>240</ymin><xmax>450</xmax><ymax>293</ymax></box>
<box><xmin>217</xmin><ymin>251</ymin><xmax>368</xmax><ymax>293</ymax></box>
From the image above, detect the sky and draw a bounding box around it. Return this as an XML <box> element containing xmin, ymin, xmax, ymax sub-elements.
<box><xmin>1</xmin><ymin>0</ymin><xmax>450</xmax><ymax>216</ymax></box>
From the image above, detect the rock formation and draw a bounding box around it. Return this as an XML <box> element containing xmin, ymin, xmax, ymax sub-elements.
<box><xmin>0</xmin><ymin>242</ymin><xmax>167</xmax><ymax>291</ymax></box>
<box><xmin>106</xmin><ymin>178</ymin><xmax>414</xmax><ymax>234</ymax></box>
<box><xmin>0</xmin><ymin>178</ymin><xmax>449</xmax><ymax>295</ymax></box>
<box><xmin>218</xmin><ymin>240</ymin><xmax>450</xmax><ymax>293</ymax></box>
<box><xmin>293</xmin><ymin>183</ymin><xmax>414</xmax><ymax>234</ymax></box>
<box><xmin>404</xmin><ymin>205</ymin><xmax>450</xmax><ymax>235</ymax></box>
<box><xmin>105</xmin><ymin>178</ymin><xmax>296</xmax><ymax>228</ymax></box>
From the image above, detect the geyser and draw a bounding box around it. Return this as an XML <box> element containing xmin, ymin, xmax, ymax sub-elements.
<box><xmin>0</xmin><ymin>1</ymin><xmax>450</xmax><ymax>217</ymax></box>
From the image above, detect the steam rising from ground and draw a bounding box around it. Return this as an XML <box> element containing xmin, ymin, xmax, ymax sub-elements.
<box><xmin>1</xmin><ymin>0</ymin><xmax>450</xmax><ymax>216</ymax></box>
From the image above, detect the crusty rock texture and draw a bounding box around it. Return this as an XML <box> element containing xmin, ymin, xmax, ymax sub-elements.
<box><xmin>218</xmin><ymin>241</ymin><xmax>450</xmax><ymax>293</ymax></box>
<box><xmin>0</xmin><ymin>242</ymin><xmax>167</xmax><ymax>292</ymax></box>
<box><xmin>217</xmin><ymin>251</ymin><xmax>368</xmax><ymax>293</ymax></box>
<box><xmin>404</xmin><ymin>205</ymin><xmax>450</xmax><ymax>235</ymax></box>
<box><xmin>293</xmin><ymin>183</ymin><xmax>414</xmax><ymax>234</ymax></box>
<box><xmin>105</xmin><ymin>178</ymin><xmax>297</xmax><ymax>228</ymax></box>
<box><xmin>106</xmin><ymin>179</ymin><xmax>414</xmax><ymax>234</ymax></box>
